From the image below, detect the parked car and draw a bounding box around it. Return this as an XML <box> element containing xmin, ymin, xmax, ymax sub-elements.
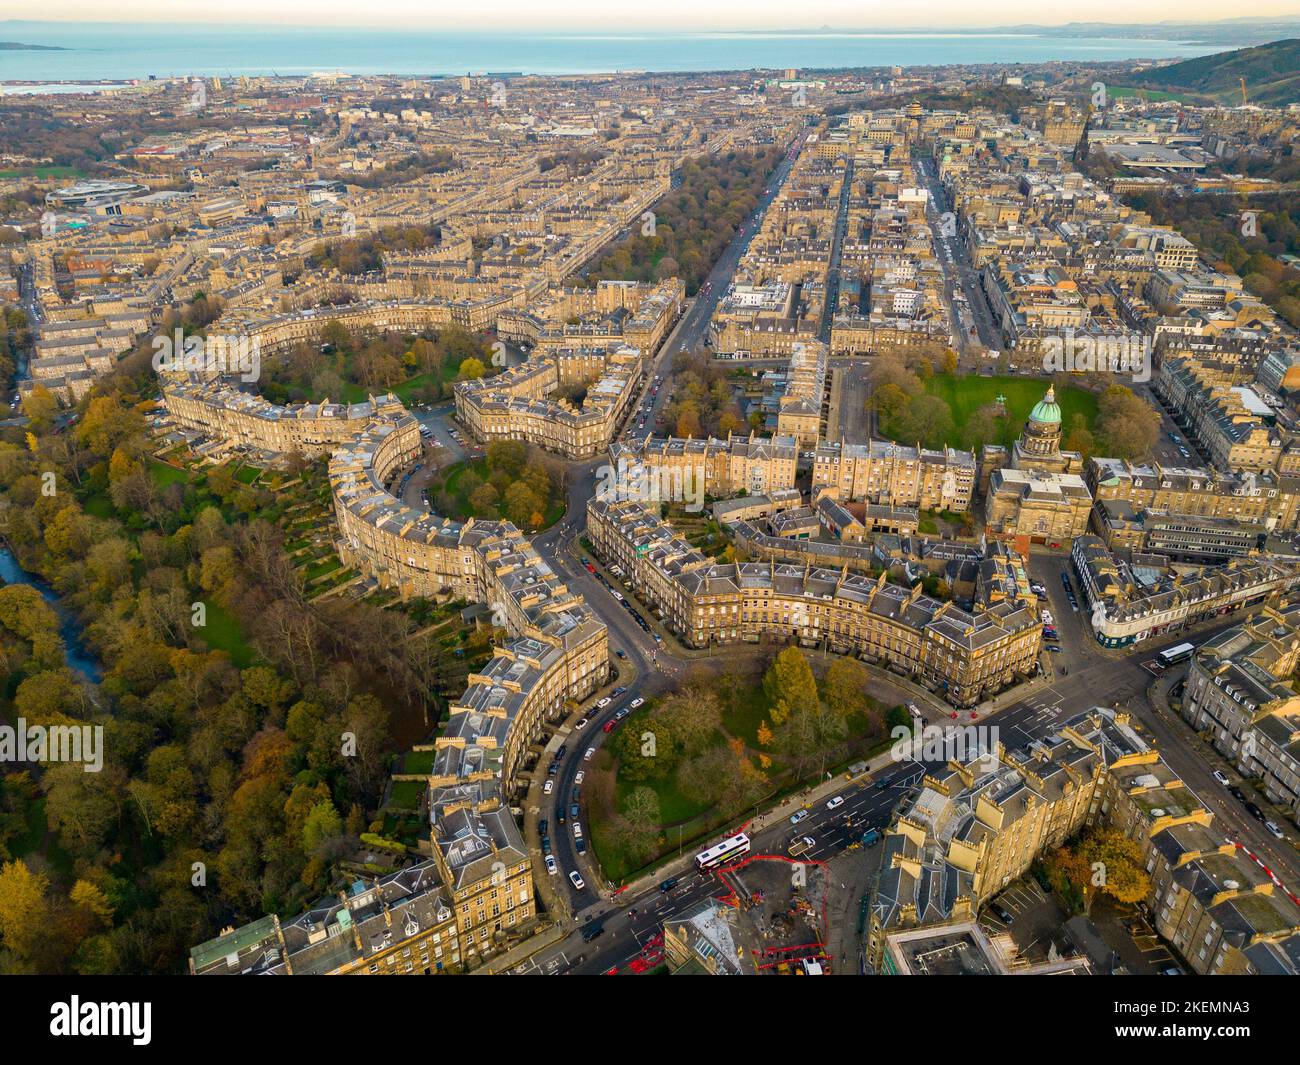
<box><xmin>584</xmin><ymin>747</ymin><xmax>596</xmax><ymax>761</ymax></box>
<box><xmin>1246</xmin><ymin>802</ymin><xmax>1266</xmax><ymax>822</ymax></box>
<box><xmin>629</xmin><ymin>697</ymin><xmax>644</xmax><ymax>709</ymax></box>
<box><xmin>596</xmin><ymin>697</ymin><xmax>612</xmax><ymax>708</ymax></box>
<box><xmin>1265</xmin><ymin>820</ymin><xmax>1285</xmax><ymax>840</ymax></box>
<box><xmin>543</xmin><ymin>779</ymin><xmax>554</xmax><ymax>794</ymax></box>
<box><xmin>574</xmin><ymin>717</ymin><xmax>589</xmax><ymax>730</ymax></box>
<box><xmin>574</xmin><ymin>770</ymin><xmax>585</xmax><ymax>785</ymax></box>
<box><xmin>572</xmin><ymin>822</ymin><xmax>583</xmax><ymax>839</ymax></box>
<box><xmin>544</xmin><ymin>855</ymin><xmax>558</xmax><ymax>875</ymax></box>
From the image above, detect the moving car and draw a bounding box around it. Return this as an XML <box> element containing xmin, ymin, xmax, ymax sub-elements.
<box><xmin>569</xmin><ymin>871</ymin><xmax>585</xmax><ymax>890</ymax></box>
<box><xmin>790</xmin><ymin>809</ymin><xmax>809</xmax><ymax>825</ymax></box>
<box><xmin>826</xmin><ymin>796</ymin><xmax>844</xmax><ymax>811</ymax></box>
<box><xmin>1213</xmin><ymin>770</ymin><xmax>1231</xmax><ymax>787</ymax></box>
<box><xmin>1265</xmin><ymin>820</ymin><xmax>1285</xmax><ymax>840</ymax></box>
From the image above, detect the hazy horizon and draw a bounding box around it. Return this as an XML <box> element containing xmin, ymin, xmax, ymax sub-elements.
<box><xmin>4</xmin><ymin>5</ymin><xmax>1300</xmax><ymax>33</ymax></box>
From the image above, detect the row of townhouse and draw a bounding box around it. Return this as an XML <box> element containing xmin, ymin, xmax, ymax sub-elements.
<box><xmin>454</xmin><ymin>343</ymin><xmax>643</xmax><ymax>459</ymax></box>
<box><xmin>586</xmin><ymin>496</ymin><xmax>1041</xmax><ymax>707</ymax></box>
<box><xmin>1181</xmin><ymin>602</ymin><xmax>1300</xmax><ymax>826</ymax></box>
<box><xmin>870</xmin><ymin>706</ymin><xmax>1300</xmax><ymax>974</ymax></box>
<box><xmin>1071</xmin><ymin>534</ymin><xmax>1300</xmax><ymax>648</ymax></box>
<box><xmin>164</xmin><ymin>377</ymin><xmax>609</xmax><ymax>972</ymax></box>
<box><xmin>811</xmin><ymin>438</ymin><xmax>977</xmax><ymax>513</ymax></box>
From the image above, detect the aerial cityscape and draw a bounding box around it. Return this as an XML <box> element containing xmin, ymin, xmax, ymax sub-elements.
<box><xmin>3</xmin><ymin>7</ymin><xmax>1300</xmax><ymax>1009</ymax></box>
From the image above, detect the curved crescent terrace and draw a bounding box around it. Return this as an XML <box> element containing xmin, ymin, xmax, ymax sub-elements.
<box><xmin>163</xmin><ymin>372</ymin><xmax>607</xmax><ymax>967</ymax></box>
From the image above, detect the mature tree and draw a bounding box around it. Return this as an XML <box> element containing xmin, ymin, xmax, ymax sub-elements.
<box><xmin>1094</xmin><ymin>385</ymin><xmax>1159</xmax><ymax>461</ymax></box>
<box><xmin>762</xmin><ymin>646</ymin><xmax>819</xmax><ymax>726</ymax></box>
<box><xmin>457</xmin><ymin>357</ymin><xmax>487</xmax><ymax>381</ymax></box>
<box><xmin>654</xmin><ymin>687</ymin><xmax>722</xmax><ymax>757</ymax></box>
<box><xmin>822</xmin><ymin>657</ymin><xmax>873</xmax><ymax>721</ymax></box>
<box><xmin>0</xmin><ymin>860</ymin><xmax>50</xmax><ymax>967</ymax></box>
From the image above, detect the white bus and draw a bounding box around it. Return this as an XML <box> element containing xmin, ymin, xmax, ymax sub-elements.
<box><xmin>1157</xmin><ymin>642</ymin><xmax>1195</xmax><ymax>668</ymax></box>
<box><xmin>695</xmin><ymin>832</ymin><xmax>751</xmax><ymax>870</ymax></box>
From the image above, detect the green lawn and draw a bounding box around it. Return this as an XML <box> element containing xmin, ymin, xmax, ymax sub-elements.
<box><xmin>194</xmin><ymin>601</ymin><xmax>256</xmax><ymax>668</ymax></box>
<box><xmin>388</xmin><ymin>780</ymin><xmax>427</xmax><ymax>811</ymax></box>
<box><xmin>334</xmin><ymin>361</ymin><xmax>462</xmax><ymax>404</ymax></box>
<box><xmin>0</xmin><ymin>166</ymin><xmax>86</xmax><ymax>179</ymax></box>
<box><xmin>401</xmin><ymin>750</ymin><xmax>437</xmax><ymax>775</ymax></box>
<box><xmin>924</xmin><ymin>374</ymin><xmax>1098</xmax><ymax>449</ymax></box>
<box><xmin>1109</xmin><ymin>87</ymin><xmax>1192</xmax><ymax>103</ymax></box>
<box><xmin>148</xmin><ymin>461</ymin><xmax>190</xmax><ymax>489</ymax></box>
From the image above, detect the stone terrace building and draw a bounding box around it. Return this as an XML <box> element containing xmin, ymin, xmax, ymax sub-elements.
<box><xmin>454</xmin><ymin>344</ymin><xmax>643</xmax><ymax>459</ymax></box>
<box><xmin>168</xmin><ymin>376</ymin><xmax>607</xmax><ymax>970</ymax></box>
<box><xmin>1071</xmin><ymin>535</ymin><xmax>1300</xmax><ymax>648</ymax></box>
<box><xmin>1182</xmin><ymin>601</ymin><xmax>1300</xmax><ymax>824</ymax></box>
<box><xmin>609</xmin><ymin>432</ymin><xmax>799</xmax><ymax>500</ymax></box>
<box><xmin>811</xmin><ymin>438</ymin><xmax>976</xmax><ymax>513</ymax></box>
<box><xmin>587</xmin><ymin>496</ymin><xmax>1041</xmax><ymax>707</ymax></box>
<box><xmin>870</xmin><ymin>707</ymin><xmax>1300</xmax><ymax>974</ymax></box>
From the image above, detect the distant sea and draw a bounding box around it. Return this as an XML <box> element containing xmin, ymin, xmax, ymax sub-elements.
<box><xmin>0</xmin><ymin>22</ymin><xmax>1218</xmax><ymax>85</ymax></box>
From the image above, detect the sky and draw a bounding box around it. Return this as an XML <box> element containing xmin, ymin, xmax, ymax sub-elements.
<box><xmin>5</xmin><ymin>3</ymin><xmax>1300</xmax><ymax>31</ymax></box>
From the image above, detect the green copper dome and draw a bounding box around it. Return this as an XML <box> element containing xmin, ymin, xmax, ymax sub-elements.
<box><xmin>1028</xmin><ymin>386</ymin><xmax>1061</xmax><ymax>425</ymax></box>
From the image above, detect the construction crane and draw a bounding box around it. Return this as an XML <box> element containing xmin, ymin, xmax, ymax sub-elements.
<box><xmin>1240</xmin><ymin>77</ymin><xmax>1248</xmax><ymax>106</ymax></box>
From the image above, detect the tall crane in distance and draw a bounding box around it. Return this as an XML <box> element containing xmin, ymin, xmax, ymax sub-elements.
<box><xmin>1240</xmin><ymin>77</ymin><xmax>1249</xmax><ymax>106</ymax></box>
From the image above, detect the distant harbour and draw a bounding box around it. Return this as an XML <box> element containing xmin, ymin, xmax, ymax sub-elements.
<box><xmin>0</xmin><ymin>23</ymin><xmax>1218</xmax><ymax>83</ymax></box>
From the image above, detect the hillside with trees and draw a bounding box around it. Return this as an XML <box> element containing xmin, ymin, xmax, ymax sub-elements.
<box><xmin>1128</xmin><ymin>38</ymin><xmax>1300</xmax><ymax>106</ymax></box>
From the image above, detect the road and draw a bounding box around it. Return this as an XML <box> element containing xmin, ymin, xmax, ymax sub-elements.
<box><xmin>915</xmin><ymin>155</ymin><xmax>1002</xmax><ymax>357</ymax></box>
<box><xmin>621</xmin><ymin>146</ymin><xmax>800</xmax><ymax>435</ymax></box>
<box><xmin>504</xmin><ymin>542</ymin><xmax>1300</xmax><ymax>974</ymax></box>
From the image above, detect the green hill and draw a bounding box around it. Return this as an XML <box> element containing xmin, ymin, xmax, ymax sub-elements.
<box><xmin>1129</xmin><ymin>38</ymin><xmax>1300</xmax><ymax>106</ymax></box>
